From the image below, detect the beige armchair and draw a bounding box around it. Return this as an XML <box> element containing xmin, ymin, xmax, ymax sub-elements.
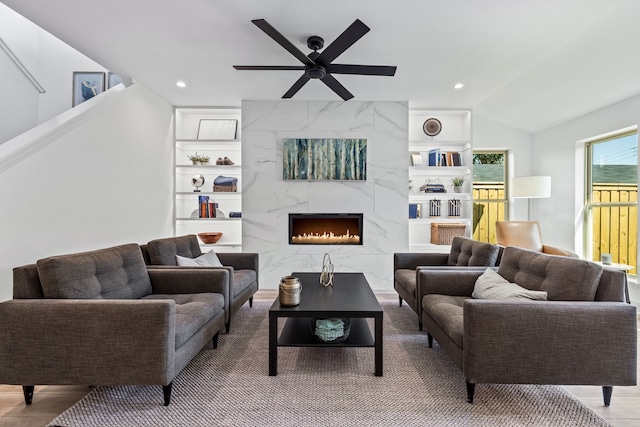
<box><xmin>495</xmin><ymin>221</ymin><xmax>578</xmax><ymax>257</ymax></box>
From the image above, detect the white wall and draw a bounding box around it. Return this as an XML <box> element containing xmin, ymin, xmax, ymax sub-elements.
<box><xmin>0</xmin><ymin>3</ymin><xmax>107</xmax><ymax>143</ymax></box>
<box><xmin>0</xmin><ymin>83</ymin><xmax>174</xmax><ymax>301</ymax></box>
<box><xmin>473</xmin><ymin>116</ymin><xmax>534</xmax><ymax>221</ymax></box>
<box><xmin>242</xmin><ymin>101</ymin><xmax>408</xmax><ymax>291</ymax></box>
<box><xmin>533</xmin><ymin>93</ymin><xmax>640</xmax><ymax>257</ymax></box>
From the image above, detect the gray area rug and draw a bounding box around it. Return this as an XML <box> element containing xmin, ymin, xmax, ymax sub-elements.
<box><xmin>49</xmin><ymin>300</ymin><xmax>610</xmax><ymax>426</ymax></box>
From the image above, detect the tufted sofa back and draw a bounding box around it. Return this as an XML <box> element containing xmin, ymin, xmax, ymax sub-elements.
<box><xmin>447</xmin><ymin>237</ymin><xmax>500</xmax><ymax>267</ymax></box>
<box><xmin>497</xmin><ymin>246</ymin><xmax>606</xmax><ymax>301</ymax></box>
<box><xmin>147</xmin><ymin>234</ymin><xmax>203</xmax><ymax>266</ymax></box>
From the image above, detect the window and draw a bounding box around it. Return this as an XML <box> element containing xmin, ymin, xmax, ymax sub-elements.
<box><xmin>586</xmin><ymin>131</ymin><xmax>638</xmax><ymax>274</ymax></box>
<box><xmin>473</xmin><ymin>151</ymin><xmax>507</xmax><ymax>243</ymax></box>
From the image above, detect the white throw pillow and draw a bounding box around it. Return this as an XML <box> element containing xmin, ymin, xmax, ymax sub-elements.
<box><xmin>472</xmin><ymin>268</ymin><xmax>547</xmax><ymax>301</ymax></box>
<box><xmin>176</xmin><ymin>251</ymin><xmax>223</xmax><ymax>267</ymax></box>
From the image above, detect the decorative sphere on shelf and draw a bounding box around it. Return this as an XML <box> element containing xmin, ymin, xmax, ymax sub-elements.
<box><xmin>191</xmin><ymin>174</ymin><xmax>205</xmax><ymax>192</ymax></box>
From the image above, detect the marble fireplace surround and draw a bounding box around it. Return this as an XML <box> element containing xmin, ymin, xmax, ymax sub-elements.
<box><xmin>241</xmin><ymin>100</ymin><xmax>409</xmax><ymax>291</ymax></box>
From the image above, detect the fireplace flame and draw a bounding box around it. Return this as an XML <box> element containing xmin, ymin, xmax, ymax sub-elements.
<box><xmin>291</xmin><ymin>229</ymin><xmax>360</xmax><ymax>244</ymax></box>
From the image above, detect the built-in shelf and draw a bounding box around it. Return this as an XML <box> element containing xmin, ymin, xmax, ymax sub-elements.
<box><xmin>174</xmin><ymin>107</ymin><xmax>242</xmax><ymax>252</ymax></box>
<box><xmin>408</xmin><ymin>109</ymin><xmax>473</xmax><ymax>251</ymax></box>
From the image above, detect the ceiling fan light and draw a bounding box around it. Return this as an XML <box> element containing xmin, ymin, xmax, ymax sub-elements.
<box><xmin>176</xmin><ymin>81</ymin><xmax>187</xmax><ymax>88</ymax></box>
<box><xmin>453</xmin><ymin>82</ymin><xmax>464</xmax><ymax>89</ymax></box>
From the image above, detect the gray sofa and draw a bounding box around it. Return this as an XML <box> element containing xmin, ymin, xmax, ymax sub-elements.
<box><xmin>143</xmin><ymin>234</ymin><xmax>258</xmax><ymax>332</ymax></box>
<box><xmin>0</xmin><ymin>243</ymin><xmax>229</xmax><ymax>406</ymax></box>
<box><xmin>394</xmin><ymin>237</ymin><xmax>501</xmax><ymax>329</ymax></box>
<box><xmin>419</xmin><ymin>246</ymin><xmax>637</xmax><ymax>405</ymax></box>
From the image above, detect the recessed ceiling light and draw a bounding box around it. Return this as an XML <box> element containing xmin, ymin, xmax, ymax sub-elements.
<box><xmin>176</xmin><ymin>81</ymin><xmax>186</xmax><ymax>88</ymax></box>
<box><xmin>453</xmin><ymin>82</ymin><xmax>464</xmax><ymax>89</ymax></box>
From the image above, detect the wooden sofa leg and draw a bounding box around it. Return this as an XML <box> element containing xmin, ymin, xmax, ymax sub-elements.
<box><xmin>213</xmin><ymin>332</ymin><xmax>220</xmax><ymax>349</ymax></box>
<box><xmin>22</xmin><ymin>385</ymin><xmax>34</xmax><ymax>405</ymax></box>
<box><xmin>466</xmin><ymin>381</ymin><xmax>475</xmax><ymax>403</ymax></box>
<box><xmin>427</xmin><ymin>332</ymin><xmax>433</xmax><ymax>348</ymax></box>
<box><xmin>603</xmin><ymin>386</ymin><xmax>613</xmax><ymax>406</ymax></box>
<box><xmin>249</xmin><ymin>296</ymin><xmax>253</xmax><ymax>308</ymax></box>
<box><xmin>225</xmin><ymin>321</ymin><xmax>230</xmax><ymax>334</ymax></box>
<box><xmin>163</xmin><ymin>382</ymin><xmax>173</xmax><ymax>406</ymax></box>
<box><xmin>419</xmin><ymin>321</ymin><xmax>423</xmax><ymax>331</ymax></box>
<box><xmin>398</xmin><ymin>296</ymin><xmax>403</xmax><ymax>307</ymax></box>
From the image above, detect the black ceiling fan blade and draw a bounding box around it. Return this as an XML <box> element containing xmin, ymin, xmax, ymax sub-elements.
<box><xmin>320</xmin><ymin>74</ymin><xmax>354</xmax><ymax>101</ymax></box>
<box><xmin>316</xmin><ymin>19</ymin><xmax>370</xmax><ymax>65</ymax></box>
<box><xmin>234</xmin><ymin>65</ymin><xmax>305</xmax><ymax>71</ymax></box>
<box><xmin>283</xmin><ymin>74</ymin><xmax>311</xmax><ymax>98</ymax></box>
<box><xmin>327</xmin><ymin>64</ymin><xmax>397</xmax><ymax>76</ymax></box>
<box><xmin>251</xmin><ymin>19</ymin><xmax>314</xmax><ymax>66</ymax></box>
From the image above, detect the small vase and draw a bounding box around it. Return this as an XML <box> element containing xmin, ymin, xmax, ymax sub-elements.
<box><xmin>192</xmin><ymin>160</ymin><xmax>201</xmax><ymax>165</ymax></box>
<box><xmin>454</xmin><ymin>186</ymin><xmax>462</xmax><ymax>193</ymax></box>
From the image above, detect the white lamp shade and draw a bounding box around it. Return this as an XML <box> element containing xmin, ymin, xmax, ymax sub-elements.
<box><xmin>511</xmin><ymin>176</ymin><xmax>551</xmax><ymax>198</ymax></box>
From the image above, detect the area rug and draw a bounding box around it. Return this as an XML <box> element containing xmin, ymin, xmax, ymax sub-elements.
<box><xmin>49</xmin><ymin>300</ymin><xmax>610</xmax><ymax>427</ymax></box>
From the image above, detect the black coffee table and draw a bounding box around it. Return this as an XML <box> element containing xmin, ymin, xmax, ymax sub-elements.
<box><xmin>269</xmin><ymin>272</ymin><xmax>383</xmax><ymax>376</ymax></box>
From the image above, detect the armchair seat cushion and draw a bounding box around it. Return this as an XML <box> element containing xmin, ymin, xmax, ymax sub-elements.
<box><xmin>233</xmin><ymin>270</ymin><xmax>257</xmax><ymax>297</ymax></box>
<box><xmin>143</xmin><ymin>293</ymin><xmax>224</xmax><ymax>348</ymax></box>
<box><xmin>422</xmin><ymin>295</ymin><xmax>467</xmax><ymax>347</ymax></box>
<box><xmin>394</xmin><ymin>269</ymin><xmax>416</xmax><ymax>300</ymax></box>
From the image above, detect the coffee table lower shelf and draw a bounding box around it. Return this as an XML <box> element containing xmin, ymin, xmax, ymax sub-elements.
<box><xmin>278</xmin><ymin>317</ymin><xmax>374</xmax><ymax>347</ymax></box>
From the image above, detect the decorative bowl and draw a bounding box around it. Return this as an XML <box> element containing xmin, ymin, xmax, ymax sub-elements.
<box><xmin>197</xmin><ymin>232</ymin><xmax>223</xmax><ymax>244</ymax></box>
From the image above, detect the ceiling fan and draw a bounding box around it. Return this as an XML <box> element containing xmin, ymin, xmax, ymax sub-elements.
<box><xmin>233</xmin><ymin>19</ymin><xmax>396</xmax><ymax>101</ymax></box>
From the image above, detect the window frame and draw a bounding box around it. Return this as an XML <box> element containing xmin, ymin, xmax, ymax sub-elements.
<box><xmin>584</xmin><ymin>129</ymin><xmax>638</xmax><ymax>273</ymax></box>
<box><xmin>472</xmin><ymin>150</ymin><xmax>509</xmax><ymax>243</ymax></box>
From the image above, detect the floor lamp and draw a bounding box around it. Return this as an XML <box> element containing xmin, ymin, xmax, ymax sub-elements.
<box><xmin>511</xmin><ymin>176</ymin><xmax>551</xmax><ymax>220</ymax></box>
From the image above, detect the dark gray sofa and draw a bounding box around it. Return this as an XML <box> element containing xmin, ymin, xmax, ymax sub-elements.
<box><xmin>0</xmin><ymin>243</ymin><xmax>229</xmax><ymax>406</ymax></box>
<box><xmin>143</xmin><ymin>234</ymin><xmax>258</xmax><ymax>332</ymax></box>
<box><xmin>419</xmin><ymin>246</ymin><xmax>637</xmax><ymax>405</ymax></box>
<box><xmin>394</xmin><ymin>237</ymin><xmax>501</xmax><ymax>329</ymax></box>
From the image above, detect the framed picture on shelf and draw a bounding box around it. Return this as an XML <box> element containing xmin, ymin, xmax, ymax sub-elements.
<box><xmin>411</xmin><ymin>152</ymin><xmax>423</xmax><ymax>166</ymax></box>
<box><xmin>72</xmin><ymin>72</ymin><xmax>105</xmax><ymax>107</ymax></box>
<box><xmin>197</xmin><ymin>119</ymin><xmax>238</xmax><ymax>140</ymax></box>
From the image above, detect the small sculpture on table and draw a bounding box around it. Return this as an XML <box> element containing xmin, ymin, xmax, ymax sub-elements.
<box><xmin>320</xmin><ymin>253</ymin><xmax>334</xmax><ymax>287</ymax></box>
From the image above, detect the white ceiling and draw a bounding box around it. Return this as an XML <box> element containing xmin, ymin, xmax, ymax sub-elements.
<box><xmin>4</xmin><ymin>0</ymin><xmax>640</xmax><ymax>133</ymax></box>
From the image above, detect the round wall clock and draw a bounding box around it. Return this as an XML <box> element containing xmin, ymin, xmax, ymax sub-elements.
<box><xmin>423</xmin><ymin>118</ymin><xmax>442</xmax><ymax>137</ymax></box>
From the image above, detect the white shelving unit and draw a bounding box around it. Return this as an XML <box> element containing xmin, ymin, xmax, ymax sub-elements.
<box><xmin>174</xmin><ymin>107</ymin><xmax>242</xmax><ymax>252</ymax></box>
<box><xmin>408</xmin><ymin>109</ymin><xmax>473</xmax><ymax>251</ymax></box>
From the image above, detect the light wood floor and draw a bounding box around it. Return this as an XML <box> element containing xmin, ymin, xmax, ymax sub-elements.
<box><xmin>1</xmin><ymin>290</ymin><xmax>639</xmax><ymax>427</ymax></box>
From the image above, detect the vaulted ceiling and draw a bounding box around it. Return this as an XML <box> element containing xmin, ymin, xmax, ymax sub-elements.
<box><xmin>4</xmin><ymin>0</ymin><xmax>640</xmax><ymax>133</ymax></box>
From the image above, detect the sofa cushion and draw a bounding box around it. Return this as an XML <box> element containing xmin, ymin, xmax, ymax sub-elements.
<box><xmin>394</xmin><ymin>269</ymin><xmax>416</xmax><ymax>299</ymax></box>
<box><xmin>176</xmin><ymin>251</ymin><xmax>223</xmax><ymax>267</ymax></box>
<box><xmin>37</xmin><ymin>244</ymin><xmax>152</xmax><ymax>299</ymax></box>
<box><xmin>147</xmin><ymin>235</ymin><xmax>203</xmax><ymax>266</ymax></box>
<box><xmin>447</xmin><ymin>237</ymin><xmax>500</xmax><ymax>267</ymax></box>
<box><xmin>233</xmin><ymin>270</ymin><xmax>257</xmax><ymax>297</ymax></box>
<box><xmin>472</xmin><ymin>268</ymin><xmax>548</xmax><ymax>301</ymax></box>
<box><xmin>143</xmin><ymin>293</ymin><xmax>224</xmax><ymax>348</ymax></box>
<box><xmin>497</xmin><ymin>246</ymin><xmax>603</xmax><ymax>301</ymax></box>
<box><xmin>422</xmin><ymin>294</ymin><xmax>467</xmax><ymax>348</ymax></box>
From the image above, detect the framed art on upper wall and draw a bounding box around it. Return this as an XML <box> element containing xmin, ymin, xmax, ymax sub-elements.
<box><xmin>72</xmin><ymin>72</ymin><xmax>105</xmax><ymax>107</ymax></box>
<box><xmin>107</xmin><ymin>72</ymin><xmax>123</xmax><ymax>89</ymax></box>
<box><xmin>197</xmin><ymin>119</ymin><xmax>238</xmax><ymax>140</ymax></box>
<box><xmin>282</xmin><ymin>138</ymin><xmax>367</xmax><ymax>181</ymax></box>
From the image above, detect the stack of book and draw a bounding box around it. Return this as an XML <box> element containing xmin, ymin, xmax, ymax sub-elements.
<box><xmin>420</xmin><ymin>182</ymin><xmax>446</xmax><ymax>193</ymax></box>
<box><xmin>198</xmin><ymin>195</ymin><xmax>218</xmax><ymax>218</ymax></box>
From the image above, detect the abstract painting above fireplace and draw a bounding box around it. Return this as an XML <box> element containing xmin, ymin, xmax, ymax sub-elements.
<box><xmin>283</xmin><ymin>138</ymin><xmax>367</xmax><ymax>181</ymax></box>
<box><xmin>289</xmin><ymin>213</ymin><xmax>363</xmax><ymax>245</ymax></box>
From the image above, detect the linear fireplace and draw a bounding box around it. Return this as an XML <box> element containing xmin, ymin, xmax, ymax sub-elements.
<box><xmin>289</xmin><ymin>213</ymin><xmax>363</xmax><ymax>245</ymax></box>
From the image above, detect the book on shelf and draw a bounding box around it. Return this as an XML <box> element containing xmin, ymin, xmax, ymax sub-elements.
<box><xmin>198</xmin><ymin>195</ymin><xmax>218</xmax><ymax>218</ymax></box>
<box><xmin>425</xmin><ymin>149</ymin><xmax>462</xmax><ymax>167</ymax></box>
<box><xmin>428</xmin><ymin>148</ymin><xmax>440</xmax><ymax>166</ymax></box>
